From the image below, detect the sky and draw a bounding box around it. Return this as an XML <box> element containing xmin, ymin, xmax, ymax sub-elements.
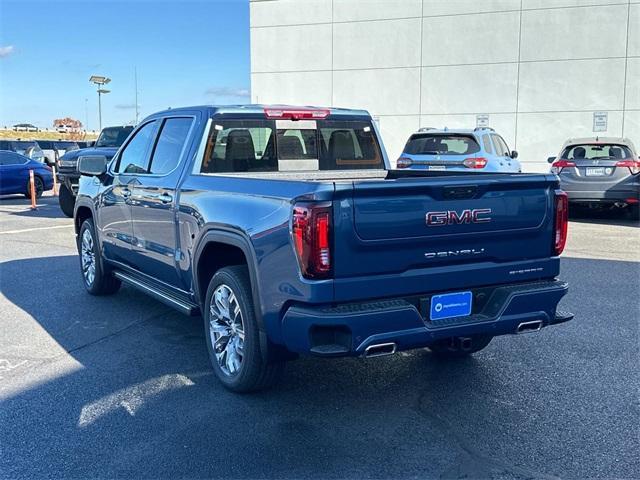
<box><xmin>0</xmin><ymin>0</ymin><xmax>250</xmax><ymax>130</ymax></box>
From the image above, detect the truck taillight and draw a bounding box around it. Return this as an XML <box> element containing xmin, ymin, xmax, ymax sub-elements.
<box><xmin>551</xmin><ymin>159</ymin><xmax>576</xmax><ymax>173</ymax></box>
<box><xmin>615</xmin><ymin>159</ymin><xmax>640</xmax><ymax>174</ymax></box>
<box><xmin>396</xmin><ymin>157</ymin><xmax>413</xmax><ymax>169</ymax></box>
<box><xmin>463</xmin><ymin>157</ymin><xmax>488</xmax><ymax>169</ymax></box>
<box><xmin>554</xmin><ymin>190</ymin><xmax>568</xmax><ymax>256</ymax></box>
<box><xmin>292</xmin><ymin>202</ymin><xmax>332</xmax><ymax>279</ymax></box>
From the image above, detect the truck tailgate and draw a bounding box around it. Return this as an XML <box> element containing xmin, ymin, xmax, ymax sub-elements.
<box><xmin>333</xmin><ymin>173</ymin><xmax>558</xmax><ymax>284</ymax></box>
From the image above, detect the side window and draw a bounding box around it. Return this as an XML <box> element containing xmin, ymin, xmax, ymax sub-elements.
<box><xmin>499</xmin><ymin>136</ymin><xmax>511</xmax><ymax>156</ymax></box>
<box><xmin>149</xmin><ymin>117</ymin><xmax>193</xmax><ymax>175</ymax></box>
<box><xmin>201</xmin><ymin>120</ymin><xmax>276</xmax><ymax>173</ymax></box>
<box><xmin>115</xmin><ymin>121</ymin><xmax>157</xmax><ymax>174</ymax></box>
<box><xmin>482</xmin><ymin>135</ymin><xmax>493</xmax><ymax>154</ymax></box>
<box><xmin>491</xmin><ymin>134</ymin><xmax>510</xmax><ymax>156</ymax></box>
<box><xmin>0</xmin><ymin>152</ymin><xmax>26</xmax><ymax>165</ymax></box>
<box><xmin>491</xmin><ymin>135</ymin><xmax>510</xmax><ymax>157</ymax></box>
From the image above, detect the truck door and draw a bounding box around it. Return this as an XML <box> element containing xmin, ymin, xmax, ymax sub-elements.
<box><xmin>128</xmin><ymin>116</ymin><xmax>195</xmax><ymax>290</ymax></box>
<box><xmin>101</xmin><ymin>120</ymin><xmax>158</xmax><ymax>266</ymax></box>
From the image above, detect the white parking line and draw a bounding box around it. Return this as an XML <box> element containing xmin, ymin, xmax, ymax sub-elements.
<box><xmin>0</xmin><ymin>224</ymin><xmax>74</xmax><ymax>235</ymax></box>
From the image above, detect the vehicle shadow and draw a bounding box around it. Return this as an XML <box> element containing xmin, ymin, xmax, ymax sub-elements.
<box><xmin>568</xmin><ymin>204</ymin><xmax>639</xmax><ymax>227</ymax></box>
<box><xmin>0</xmin><ymin>255</ymin><xmax>638</xmax><ymax>478</ymax></box>
<box><xmin>0</xmin><ymin>194</ymin><xmax>68</xmax><ymax>219</ymax></box>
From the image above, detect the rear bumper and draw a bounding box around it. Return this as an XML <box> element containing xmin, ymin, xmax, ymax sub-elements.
<box><xmin>565</xmin><ymin>188</ymin><xmax>639</xmax><ymax>204</ymax></box>
<box><xmin>280</xmin><ymin>279</ymin><xmax>571</xmax><ymax>356</ymax></box>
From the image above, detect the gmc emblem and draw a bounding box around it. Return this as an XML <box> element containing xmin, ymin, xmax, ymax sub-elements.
<box><xmin>426</xmin><ymin>208</ymin><xmax>492</xmax><ymax>226</ymax></box>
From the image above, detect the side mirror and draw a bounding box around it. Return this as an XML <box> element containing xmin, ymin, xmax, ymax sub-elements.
<box><xmin>510</xmin><ymin>150</ymin><xmax>518</xmax><ymax>159</ymax></box>
<box><xmin>547</xmin><ymin>156</ymin><xmax>556</xmax><ymax>164</ymax></box>
<box><xmin>78</xmin><ymin>155</ymin><xmax>108</xmax><ymax>176</ymax></box>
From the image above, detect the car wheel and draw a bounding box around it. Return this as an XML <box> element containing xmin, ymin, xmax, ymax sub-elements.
<box><xmin>24</xmin><ymin>176</ymin><xmax>44</xmax><ymax>199</ymax></box>
<box><xmin>428</xmin><ymin>335</ymin><xmax>493</xmax><ymax>358</ymax></box>
<box><xmin>204</xmin><ymin>266</ymin><xmax>284</xmax><ymax>392</ymax></box>
<box><xmin>58</xmin><ymin>184</ymin><xmax>75</xmax><ymax>218</ymax></box>
<box><xmin>78</xmin><ymin>219</ymin><xmax>121</xmax><ymax>295</ymax></box>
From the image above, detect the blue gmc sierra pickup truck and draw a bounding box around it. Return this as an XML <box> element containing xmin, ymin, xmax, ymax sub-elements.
<box><xmin>74</xmin><ymin>105</ymin><xmax>573</xmax><ymax>392</ymax></box>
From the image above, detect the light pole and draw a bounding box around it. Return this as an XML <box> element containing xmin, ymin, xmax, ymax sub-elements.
<box><xmin>84</xmin><ymin>98</ymin><xmax>89</xmax><ymax>131</ymax></box>
<box><xmin>89</xmin><ymin>75</ymin><xmax>111</xmax><ymax>131</ymax></box>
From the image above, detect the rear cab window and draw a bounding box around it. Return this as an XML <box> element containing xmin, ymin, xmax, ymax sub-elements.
<box><xmin>403</xmin><ymin>134</ymin><xmax>480</xmax><ymax>156</ymax></box>
<box><xmin>199</xmin><ymin>116</ymin><xmax>383</xmax><ymax>174</ymax></box>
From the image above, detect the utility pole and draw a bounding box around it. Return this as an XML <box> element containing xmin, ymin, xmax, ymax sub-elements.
<box><xmin>89</xmin><ymin>75</ymin><xmax>111</xmax><ymax>131</ymax></box>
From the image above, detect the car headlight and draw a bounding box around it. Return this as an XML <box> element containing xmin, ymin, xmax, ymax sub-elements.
<box><xmin>58</xmin><ymin>157</ymin><xmax>78</xmax><ymax>168</ymax></box>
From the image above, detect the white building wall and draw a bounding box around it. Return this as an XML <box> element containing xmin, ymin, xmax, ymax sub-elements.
<box><xmin>250</xmin><ymin>0</ymin><xmax>639</xmax><ymax>171</ymax></box>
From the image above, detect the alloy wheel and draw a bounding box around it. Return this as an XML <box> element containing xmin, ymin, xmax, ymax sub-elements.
<box><xmin>81</xmin><ymin>229</ymin><xmax>96</xmax><ymax>286</ymax></box>
<box><xmin>209</xmin><ymin>284</ymin><xmax>245</xmax><ymax>376</ymax></box>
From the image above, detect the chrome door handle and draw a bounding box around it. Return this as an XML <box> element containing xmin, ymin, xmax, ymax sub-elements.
<box><xmin>158</xmin><ymin>193</ymin><xmax>173</xmax><ymax>203</ymax></box>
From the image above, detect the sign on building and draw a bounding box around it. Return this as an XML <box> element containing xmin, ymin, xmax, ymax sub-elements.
<box><xmin>476</xmin><ymin>114</ymin><xmax>490</xmax><ymax>128</ymax></box>
<box><xmin>593</xmin><ymin>112</ymin><xmax>608</xmax><ymax>132</ymax></box>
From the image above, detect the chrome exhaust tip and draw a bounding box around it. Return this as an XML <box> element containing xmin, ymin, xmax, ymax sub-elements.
<box><xmin>363</xmin><ymin>342</ymin><xmax>397</xmax><ymax>358</ymax></box>
<box><xmin>517</xmin><ymin>320</ymin><xmax>543</xmax><ymax>334</ymax></box>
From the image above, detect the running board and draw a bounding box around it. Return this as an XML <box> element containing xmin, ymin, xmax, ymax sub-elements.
<box><xmin>113</xmin><ymin>271</ymin><xmax>200</xmax><ymax>316</ymax></box>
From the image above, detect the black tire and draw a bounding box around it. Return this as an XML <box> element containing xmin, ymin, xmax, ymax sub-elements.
<box><xmin>24</xmin><ymin>175</ymin><xmax>44</xmax><ymax>199</ymax></box>
<box><xmin>59</xmin><ymin>184</ymin><xmax>75</xmax><ymax>218</ymax></box>
<box><xmin>204</xmin><ymin>266</ymin><xmax>284</xmax><ymax>392</ymax></box>
<box><xmin>428</xmin><ymin>335</ymin><xmax>493</xmax><ymax>358</ymax></box>
<box><xmin>78</xmin><ymin>219</ymin><xmax>121</xmax><ymax>295</ymax></box>
<box><xmin>625</xmin><ymin>204</ymin><xmax>639</xmax><ymax>221</ymax></box>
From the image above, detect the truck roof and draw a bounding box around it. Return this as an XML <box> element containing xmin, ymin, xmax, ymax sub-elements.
<box><xmin>147</xmin><ymin>104</ymin><xmax>371</xmax><ymax>118</ymax></box>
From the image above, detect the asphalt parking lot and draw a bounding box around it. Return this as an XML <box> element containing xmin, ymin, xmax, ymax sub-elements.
<box><xmin>0</xmin><ymin>194</ymin><xmax>638</xmax><ymax>479</ymax></box>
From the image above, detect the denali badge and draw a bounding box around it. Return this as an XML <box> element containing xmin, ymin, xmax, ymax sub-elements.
<box><xmin>425</xmin><ymin>248</ymin><xmax>485</xmax><ymax>259</ymax></box>
<box><xmin>426</xmin><ymin>208</ymin><xmax>492</xmax><ymax>226</ymax></box>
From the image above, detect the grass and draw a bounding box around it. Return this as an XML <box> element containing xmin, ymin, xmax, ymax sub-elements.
<box><xmin>0</xmin><ymin>129</ymin><xmax>99</xmax><ymax>141</ymax></box>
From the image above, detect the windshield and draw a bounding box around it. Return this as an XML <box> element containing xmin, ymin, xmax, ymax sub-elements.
<box><xmin>404</xmin><ymin>134</ymin><xmax>480</xmax><ymax>156</ymax></box>
<box><xmin>200</xmin><ymin>118</ymin><xmax>383</xmax><ymax>173</ymax></box>
<box><xmin>95</xmin><ymin>126</ymin><xmax>134</xmax><ymax>148</ymax></box>
<box><xmin>561</xmin><ymin>144</ymin><xmax>633</xmax><ymax>160</ymax></box>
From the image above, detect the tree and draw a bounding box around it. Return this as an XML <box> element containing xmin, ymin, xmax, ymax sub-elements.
<box><xmin>53</xmin><ymin>117</ymin><xmax>83</xmax><ymax>129</ymax></box>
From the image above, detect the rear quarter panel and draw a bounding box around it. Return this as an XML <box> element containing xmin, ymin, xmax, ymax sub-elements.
<box><xmin>177</xmin><ymin>174</ymin><xmax>336</xmax><ymax>344</ymax></box>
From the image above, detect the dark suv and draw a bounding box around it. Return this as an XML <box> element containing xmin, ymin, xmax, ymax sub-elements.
<box><xmin>548</xmin><ymin>137</ymin><xmax>639</xmax><ymax>216</ymax></box>
<box><xmin>57</xmin><ymin>125</ymin><xmax>133</xmax><ymax>217</ymax></box>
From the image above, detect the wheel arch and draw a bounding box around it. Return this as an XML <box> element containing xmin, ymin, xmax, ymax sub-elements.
<box><xmin>74</xmin><ymin>204</ymin><xmax>93</xmax><ymax>235</ymax></box>
<box><xmin>193</xmin><ymin>229</ymin><xmax>264</xmax><ymax>332</ymax></box>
